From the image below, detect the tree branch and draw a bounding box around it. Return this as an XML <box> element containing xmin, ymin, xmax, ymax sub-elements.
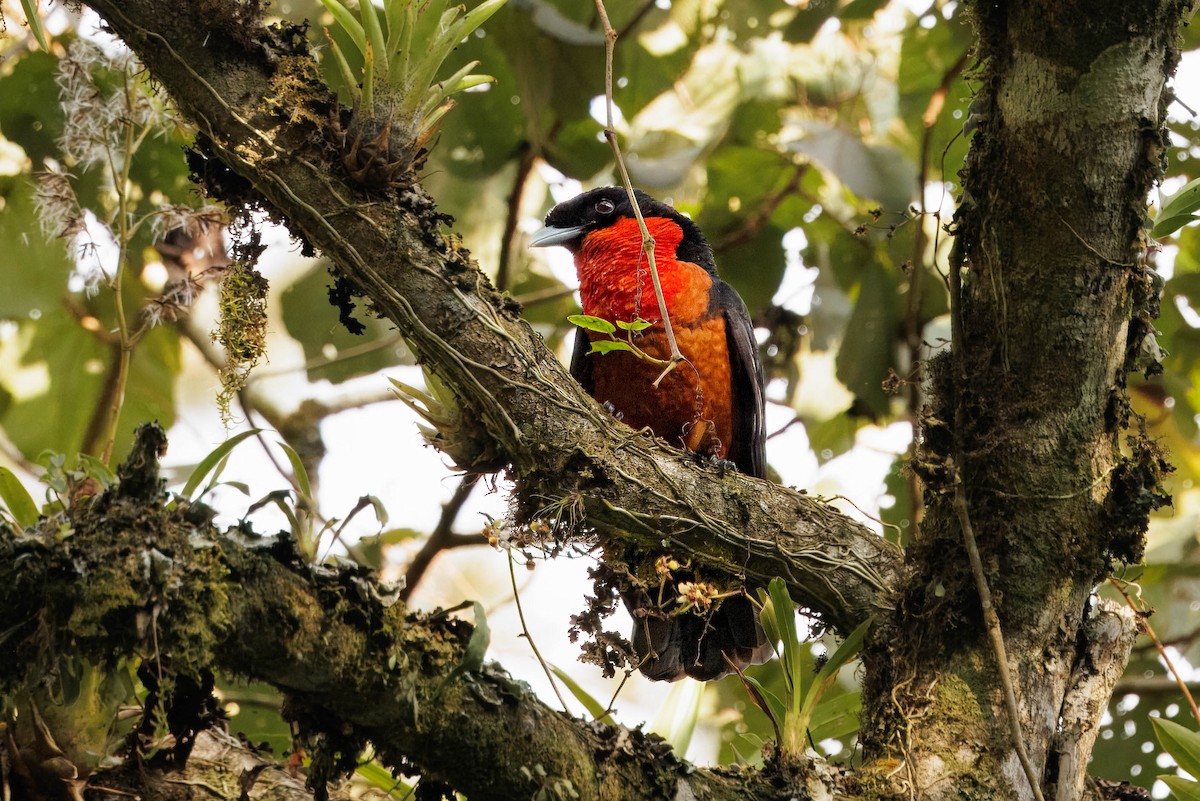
<box><xmin>81</xmin><ymin>0</ymin><xmax>902</xmax><ymax>634</ymax></box>
<box><xmin>0</xmin><ymin>430</ymin><xmax>784</xmax><ymax>800</ymax></box>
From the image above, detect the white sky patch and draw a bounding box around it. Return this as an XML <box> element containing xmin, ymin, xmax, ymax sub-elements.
<box><xmin>813</xmin><ymin>421</ymin><xmax>912</xmax><ymax>534</ymax></box>
<box><xmin>590</xmin><ymin>95</ymin><xmax>626</xmax><ymax>130</ymax></box>
<box><xmin>773</xmin><ymin>228</ymin><xmax>818</xmax><ymax>316</ymax></box>
<box><xmin>1172</xmin><ymin>49</ymin><xmax>1200</xmax><ymax>121</ymax></box>
<box><xmin>1175</xmin><ymin>294</ymin><xmax>1200</xmax><ymax>328</ymax></box>
<box><xmin>764</xmin><ymin>399</ymin><xmax>819</xmax><ymax>489</ymax></box>
<box><xmin>68</xmin><ymin>209</ymin><xmax>120</xmax><ymax>294</ymax></box>
<box><xmin>529</xmin><ymin>164</ymin><xmax>585</xmax><ymax>291</ymax></box>
<box><xmin>923</xmin><ymin>180</ymin><xmax>957</xmax><ymax>220</ymax></box>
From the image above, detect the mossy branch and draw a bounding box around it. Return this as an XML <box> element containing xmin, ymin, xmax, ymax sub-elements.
<box><xmin>0</xmin><ymin>425</ymin><xmax>783</xmax><ymax>801</ymax></box>
<box><xmin>82</xmin><ymin>0</ymin><xmax>901</xmax><ymax>636</ymax></box>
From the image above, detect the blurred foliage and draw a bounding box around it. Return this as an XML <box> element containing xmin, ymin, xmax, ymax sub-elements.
<box><xmin>1</xmin><ymin>0</ymin><xmax>1199</xmax><ymax>786</ymax></box>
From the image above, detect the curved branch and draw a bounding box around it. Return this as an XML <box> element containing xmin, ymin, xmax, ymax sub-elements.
<box><xmin>81</xmin><ymin>0</ymin><xmax>900</xmax><ymax>635</ymax></box>
<box><xmin>0</xmin><ymin>436</ymin><xmax>783</xmax><ymax>801</ymax></box>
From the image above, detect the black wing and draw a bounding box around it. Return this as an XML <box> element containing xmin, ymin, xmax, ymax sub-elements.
<box><xmin>717</xmin><ymin>280</ymin><xmax>766</xmax><ymax>479</ymax></box>
<box><xmin>569</xmin><ymin>327</ymin><xmax>594</xmax><ymax>394</ymax></box>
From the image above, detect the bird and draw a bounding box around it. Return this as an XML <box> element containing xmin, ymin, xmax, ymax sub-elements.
<box><xmin>530</xmin><ymin>186</ymin><xmax>771</xmax><ymax>681</ymax></box>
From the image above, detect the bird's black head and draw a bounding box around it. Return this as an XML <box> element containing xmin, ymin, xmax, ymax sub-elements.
<box><xmin>530</xmin><ymin>187</ymin><xmax>714</xmax><ymax>271</ymax></box>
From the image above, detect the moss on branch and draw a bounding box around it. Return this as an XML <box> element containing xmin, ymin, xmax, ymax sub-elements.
<box><xmin>1</xmin><ymin>424</ymin><xmax>789</xmax><ymax>801</ymax></box>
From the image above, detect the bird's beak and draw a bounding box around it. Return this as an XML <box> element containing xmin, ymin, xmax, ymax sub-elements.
<box><xmin>529</xmin><ymin>224</ymin><xmax>588</xmax><ymax>248</ymax></box>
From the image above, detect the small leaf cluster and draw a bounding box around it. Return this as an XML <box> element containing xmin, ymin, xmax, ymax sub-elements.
<box><xmin>318</xmin><ymin>0</ymin><xmax>506</xmax><ymax>181</ymax></box>
<box><xmin>568</xmin><ymin>314</ymin><xmax>666</xmax><ymax>363</ymax></box>
<box><xmin>735</xmin><ymin>579</ymin><xmax>868</xmax><ymax>760</ymax></box>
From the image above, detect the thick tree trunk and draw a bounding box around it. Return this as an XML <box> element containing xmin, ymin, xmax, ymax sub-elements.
<box><xmin>859</xmin><ymin>2</ymin><xmax>1181</xmax><ymax>799</ymax></box>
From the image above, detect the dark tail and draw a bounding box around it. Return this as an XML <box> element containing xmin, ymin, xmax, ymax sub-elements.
<box><xmin>624</xmin><ymin>589</ymin><xmax>772</xmax><ymax>682</ymax></box>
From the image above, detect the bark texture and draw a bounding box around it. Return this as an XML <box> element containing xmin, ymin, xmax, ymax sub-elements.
<box><xmin>859</xmin><ymin>2</ymin><xmax>1182</xmax><ymax>799</ymax></box>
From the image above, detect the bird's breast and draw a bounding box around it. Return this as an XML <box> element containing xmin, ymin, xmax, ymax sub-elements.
<box><xmin>586</xmin><ymin>319</ymin><xmax>734</xmax><ymax>459</ymax></box>
<box><xmin>575</xmin><ymin>218</ymin><xmax>713</xmax><ymax>325</ymax></box>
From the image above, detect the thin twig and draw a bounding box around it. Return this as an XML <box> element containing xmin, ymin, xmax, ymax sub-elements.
<box><xmin>593</xmin><ymin>0</ymin><xmax>685</xmax><ymax>382</ymax></box>
<box><xmin>399</xmin><ymin>474</ymin><xmax>481</xmax><ymax>601</ymax></box>
<box><xmin>1109</xmin><ymin>577</ymin><xmax>1200</xmax><ymax>726</ymax></box>
<box><xmin>905</xmin><ymin>49</ymin><xmax>968</xmax><ymax>537</ymax></box>
<box><xmin>508</xmin><ymin>550</ymin><xmax>572</xmax><ymax>714</ymax></box>
<box><xmin>496</xmin><ymin>142</ymin><xmax>536</xmax><ymax>292</ymax></box>
<box><xmin>818</xmin><ymin>494</ymin><xmax>904</xmax><ymax>541</ymax></box>
<box><xmin>1056</xmin><ymin>213</ymin><xmax>1136</xmax><ymax>268</ymax></box>
<box><xmin>951</xmin><ymin>470</ymin><xmax>1045</xmax><ymax>801</ymax></box>
<box><xmin>238</xmin><ymin>394</ymin><xmax>322</xmax><ymax>514</ymax></box>
<box><xmin>251</xmin><ymin>332</ymin><xmax>406</xmax><ymax>379</ymax></box>
<box><xmin>599</xmin><ymin>669</ymin><xmax>633</xmax><ymax>721</ymax></box>
<box><xmin>511</xmin><ymin>285</ymin><xmax>578</xmax><ymax>308</ymax></box>
<box><xmin>713</xmin><ymin>163</ymin><xmax>807</xmax><ymax>251</ymax></box>
<box><xmin>616</xmin><ymin>0</ymin><xmax>658</xmax><ymax>39</ymax></box>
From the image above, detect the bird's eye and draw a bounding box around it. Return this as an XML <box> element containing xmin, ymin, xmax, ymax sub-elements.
<box><xmin>595</xmin><ymin>199</ymin><xmax>616</xmax><ymax>215</ymax></box>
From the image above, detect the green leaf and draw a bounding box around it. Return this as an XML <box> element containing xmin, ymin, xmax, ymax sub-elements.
<box><xmin>76</xmin><ymin>454</ymin><xmax>117</xmax><ymax>490</ymax></box>
<box><xmin>322</xmin><ymin>33</ymin><xmax>360</xmax><ymax>100</ymax></box>
<box><xmin>0</xmin><ymin>51</ymin><xmax>65</xmax><ymax>167</ymax></box>
<box><xmin>280</xmin><ymin>264</ymin><xmax>406</xmax><ymax>384</ymax></box>
<box><xmin>549</xmin><ymin>665</ymin><xmax>610</xmax><ymax>723</ymax></box>
<box><xmin>808</xmin><ymin>691</ymin><xmax>862</xmax><ymax>743</ymax></box>
<box><xmin>180</xmin><ymin>429</ymin><xmax>261</xmax><ymax>499</ymax></box>
<box><xmin>356</xmin><ymin>761</ymin><xmax>413</xmax><ymax>798</ymax></box>
<box><xmin>649</xmin><ymin>679</ymin><xmax>704</xmax><ymax>756</ymax></box>
<box><xmin>423</xmin><ymin>30</ymin><xmax>523</xmax><ymax>179</ymax></box>
<box><xmin>436</xmin><ymin>601</ymin><xmax>490</xmax><ymax>694</ymax></box>
<box><xmin>19</xmin><ymin>0</ymin><xmax>50</xmax><ymax>50</ymax></box>
<box><xmin>363</xmin><ymin>494</ymin><xmax>388</xmax><ymax>528</ymax></box>
<box><xmin>358</xmin><ymin>0</ymin><xmax>389</xmax><ymax>80</ymax></box>
<box><xmin>806</xmin><ymin>414</ymin><xmax>859</xmax><ymax>464</ymax></box>
<box><xmin>317</xmin><ymin>0</ymin><xmax>366</xmax><ymax>53</ymax></box>
<box><xmin>1155</xmin><ymin>177</ymin><xmax>1200</xmax><ymax>238</ymax></box>
<box><xmin>797</xmin><ymin>617</ymin><xmax>870</xmax><ymax>729</ymax></box>
<box><xmin>276</xmin><ymin>440</ymin><xmax>313</xmax><ymax>501</ymax></box>
<box><xmin>588</xmin><ymin>340</ymin><xmax>634</xmax><ymax>355</ymax></box>
<box><xmin>835</xmin><ymin>259</ymin><xmax>901</xmax><ymax>417</ymax></box>
<box><xmin>220</xmin><ymin>681</ymin><xmax>293</xmax><ymax>756</ymax></box>
<box><xmin>897</xmin><ymin>9</ymin><xmax>974</xmax><ymax>186</ymax></box>
<box><xmin>788</xmin><ymin>123</ymin><xmax>918</xmax><ymax>213</ymax></box>
<box><xmin>246</xmin><ymin>490</ymin><xmax>302</xmax><ymax>539</ymax></box>
<box><xmin>458</xmin><ymin>0</ymin><xmax>508</xmax><ymax>38</ymax></box>
<box><xmin>0</xmin><ymin>466</ymin><xmax>39</xmax><ymax>527</ymax></box>
<box><xmin>567</xmin><ymin>314</ymin><xmax>616</xmax><ymax>335</ymax></box>
<box><xmin>462</xmin><ymin>600</ymin><xmax>491</xmax><ymax>673</ymax></box>
<box><xmin>347</xmin><ymin>526</ymin><xmax>421</xmax><ymax>568</ymax></box>
<box><xmin>1153</xmin><ymin>717</ymin><xmax>1200</xmax><ymax>781</ymax></box>
<box><xmin>615</xmin><ymin>318</ymin><xmax>653</xmax><ymax>332</ymax></box>
<box><xmin>764</xmin><ymin>578</ymin><xmax>802</xmax><ymax>703</ymax></box>
<box><xmin>1161</xmin><ymin>775</ymin><xmax>1200</xmax><ymax>801</ymax></box>
<box><xmin>738</xmin><ymin>672</ymin><xmax>786</xmax><ymax>739</ymax></box>
<box><xmin>1153</xmin><ymin>213</ymin><xmax>1199</xmax><ymax>239</ymax></box>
